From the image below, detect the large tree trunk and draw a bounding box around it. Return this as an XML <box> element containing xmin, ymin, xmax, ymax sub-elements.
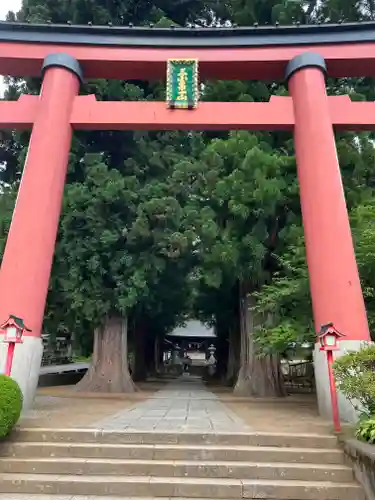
<box><xmin>212</xmin><ymin>333</ymin><xmax>228</xmax><ymax>382</ymax></box>
<box><xmin>154</xmin><ymin>336</ymin><xmax>160</xmax><ymax>374</ymax></box>
<box><xmin>145</xmin><ymin>334</ymin><xmax>156</xmax><ymax>377</ymax></box>
<box><xmin>132</xmin><ymin>321</ymin><xmax>147</xmax><ymax>382</ymax></box>
<box><xmin>76</xmin><ymin>315</ymin><xmax>136</xmax><ymax>393</ymax></box>
<box><xmin>233</xmin><ymin>284</ymin><xmax>286</xmax><ymax>397</ymax></box>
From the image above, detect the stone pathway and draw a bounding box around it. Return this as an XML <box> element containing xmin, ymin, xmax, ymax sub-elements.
<box><xmin>0</xmin><ymin>496</ymin><xmax>133</xmax><ymax>499</ymax></box>
<box><xmin>92</xmin><ymin>375</ymin><xmax>251</xmax><ymax>432</ymax></box>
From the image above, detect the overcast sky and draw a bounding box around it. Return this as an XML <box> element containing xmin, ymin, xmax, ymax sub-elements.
<box><xmin>0</xmin><ymin>0</ymin><xmax>22</xmax><ymax>96</ymax></box>
<box><xmin>0</xmin><ymin>0</ymin><xmax>21</xmax><ymax>20</ymax></box>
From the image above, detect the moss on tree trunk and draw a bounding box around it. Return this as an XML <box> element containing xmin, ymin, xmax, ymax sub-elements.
<box><xmin>226</xmin><ymin>325</ymin><xmax>240</xmax><ymax>385</ymax></box>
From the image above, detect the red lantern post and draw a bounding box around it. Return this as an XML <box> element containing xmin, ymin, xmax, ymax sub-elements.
<box><xmin>0</xmin><ymin>315</ymin><xmax>31</xmax><ymax>376</ymax></box>
<box><xmin>318</xmin><ymin>323</ymin><xmax>345</xmax><ymax>433</ymax></box>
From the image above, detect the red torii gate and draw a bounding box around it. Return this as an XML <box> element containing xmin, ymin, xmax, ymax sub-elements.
<box><xmin>0</xmin><ymin>21</ymin><xmax>372</xmax><ymax>416</ymax></box>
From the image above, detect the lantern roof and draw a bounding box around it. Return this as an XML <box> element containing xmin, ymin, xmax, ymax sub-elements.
<box><xmin>0</xmin><ymin>315</ymin><xmax>31</xmax><ymax>332</ymax></box>
<box><xmin>319</xmin><ymin>322</ymin><xmax>345</xmax><ymax>338</ymax></box>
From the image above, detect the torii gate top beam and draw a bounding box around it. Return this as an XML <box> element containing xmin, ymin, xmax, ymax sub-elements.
<box><xmin>1</xmin><ymin>21</ymin><xmax>375</xmax><ymax>80</ymax></box>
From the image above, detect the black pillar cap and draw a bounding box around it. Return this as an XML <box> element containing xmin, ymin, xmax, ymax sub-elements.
<box><xmin>285</xmin><ymin>52</ymin><xmax>327</xmax><ymax>82</ymax></box>
<box><xmin>42</xmin><ymin>53</ymin><xmax>84</xmax><ymax>85</ymax></box>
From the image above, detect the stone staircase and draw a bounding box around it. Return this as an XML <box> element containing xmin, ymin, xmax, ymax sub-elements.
<box><xmin>0</xmin><ymin>428</ymin><xmax>365</xmax><ymax>499</ymax></box>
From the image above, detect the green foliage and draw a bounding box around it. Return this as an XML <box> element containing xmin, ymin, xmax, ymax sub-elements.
<box><xmin>16</xmin><ymin>0</ymin><xmax>216</xmax><ymax>26</ymax></box>
<box><xmin>0</xmin><ymin>188</ymin><xmax>16</xmax><ymax>255</ymax></box>
<box><xmin>356</xmin><ymin>417</ymin><xmax>375</xmax><ymax>444</ymax></box>
<box><xmin>187</xmin><ymin>130</ymin><xmax>299</xmax><ymax>340</ymax></box>
<box><xmin>49</xmin><ymin>146</ymin><xmax>197</xmax><ymax>330</ymax></box>
<box><xmin>0</xmin><ymin>1</ymin><xmax>213</xmax><ymax>347</ymax></box>
<box><xmin>333</xmin><ymin>344</ymin><xmax>375</xmax><ymax>418</ymax></box>
<box><xmin>188</xmin><ymin>131</ymin><xmax>296</xmax><ymax>286</ymax></box>
<box><xmin>253</xmin><ymin>195</ymin><xmax>375</xmax><ymax>356</ymax></box>
<box><xmin>254</xmin><ymin>322</ymin><xmax>314</xmax><ymax>358</ymax></box>
<box><xmin>191</xmin><ymin>3</ymin><xmax>375</xmax><ymax>347</ymax></box>
<box><xmin>2</xmin><ymin>0</ymin><xmax>375</xmax><ymax>362</ymax></box>
<box><xmin>252</xmin><ymin>228</ymin><xmax>313</xmax><ymax>355</ymax></box>
<box><xmin>0</xmin><ymin>375</ymin><xmax>23</xmax><ymax>438</ymax></box>
<box><xmin>351</xmin><ymin>201</ymin><xmax>375</xmax><ymax>332</ymax></box>
<box><xmin>215</xmin><ymin>3</ymin><xmax>375</xmax><ymax>355</ymax></box>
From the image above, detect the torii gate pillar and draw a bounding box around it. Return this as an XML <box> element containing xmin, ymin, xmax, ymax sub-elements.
<box><xmin>286</xmin><ymin>53</ymin><xmax>371</xmax><ymax>422</ymax></box>
<box><xmin>0</xmin><ymin>54</ymin><xmax>82</xmax><ymax>409</ymax></box>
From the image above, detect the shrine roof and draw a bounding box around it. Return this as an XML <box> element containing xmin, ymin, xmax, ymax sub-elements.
<box><xmin>168</xmin><ymin>320</ymin><xmax>216</xmax><ymax>338</ymax></box>
<box><xmin>0</xmin><ymin>21</ymin><xmax>374</xmax><ymax>48</ymax></box>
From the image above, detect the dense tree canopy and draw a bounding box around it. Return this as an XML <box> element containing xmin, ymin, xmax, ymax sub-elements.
<box><xmin>1</xmin><ymin>0</ymin><xmax>375</xmax><ymax>392</ymax></box>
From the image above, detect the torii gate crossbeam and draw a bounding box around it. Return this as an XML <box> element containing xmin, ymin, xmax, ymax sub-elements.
<box><xmin>0</xmin><ymin>21</ymin><xmax>373</xmax><ymax>420</ymax></box>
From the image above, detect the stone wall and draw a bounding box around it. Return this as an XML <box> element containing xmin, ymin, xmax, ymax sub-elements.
<box><xmin>41</xmin><ymin>334</ymin><xmax>72</xmax><ymax>366</ymax></box>
<box><xmin>344</xmin><ymin>439</ymin><xmax>375</xmax><ymax>500</ymax></box>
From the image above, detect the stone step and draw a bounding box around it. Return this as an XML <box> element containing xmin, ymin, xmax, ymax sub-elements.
<box><xmin>0</xmin><ymin>457</ymin><xmax>354</xmax><ymax>482</ymax></box>
<box><xmin>0</xmin><ymin>496</ymin><xmax>143</xmax><ymax>500</ymax></box>
<box><xmin>0</xmin><ymin>497</ymin><xmax>357</xmax><ymax>500</ymax></box>
<box><xmin>0</xmin><ymin>497</ymin><xmax>212</xmax><ymax>500</ymax></box>
<box><xmin>0</xmin><ymin>496</ymin><xmax>140</xmax><ymax>500</ymax></box>
<box><xmin>0</xmin><ymin>497</ymin><xmax>331</xmax><ymax>500</ymax></box>
<box><xmin>13</xmin><ymin>428</ymin><xmax>338</xmax><ymax>448</ymax></box>
<box><xmin>0</xmin><ymin>442</ymin><xmax>345</xmax><ymax>463</ymax></box>
<box><xmin>0</xmin><ymin>474</ymin><xmax>365</xmax><ymax>499</ymax></box>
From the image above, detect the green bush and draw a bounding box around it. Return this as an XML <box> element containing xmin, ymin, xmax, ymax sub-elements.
<box><xmin>0</xmin><ymin>375</ymin><xmax>23</xmax><ymax>438</ymax></box>
<box><xmin>333</xmin><ymin>344</ymin><xmax>375</xmax><ymax>418</ymax></box>
<box><xmin>356</xmin><ymin>417</ymin><xmax>375</xmax><ymax>444</ymax></box>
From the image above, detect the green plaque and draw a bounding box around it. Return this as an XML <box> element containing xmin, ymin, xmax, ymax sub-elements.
<box><xmin>167</xmin><ymin>59</ymin><xmax>199</xmax><ymax>109</ymax></box>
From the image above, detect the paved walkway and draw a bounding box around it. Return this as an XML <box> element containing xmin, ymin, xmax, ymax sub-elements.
<box><xmin>92</xmin><ymin>375</ymin><xmax>251</xmax><ymax>432</ymax></box>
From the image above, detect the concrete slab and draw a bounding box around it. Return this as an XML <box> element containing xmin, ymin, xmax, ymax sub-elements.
<box><xmin>92</xmin><ymin>376</ymin><xmax>251</xmax><ymax>433</ymax></box>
